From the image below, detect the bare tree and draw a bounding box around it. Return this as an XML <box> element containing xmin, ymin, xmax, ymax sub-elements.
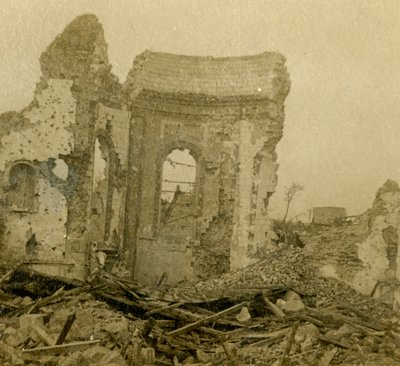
<box><xmin>282</xmin><ymin>182</ymin><xmax>304</xmax><ymax>223</ymax></box>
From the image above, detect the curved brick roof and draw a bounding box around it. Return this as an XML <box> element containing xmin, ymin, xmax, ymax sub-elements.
<box><xmin>125</xmin><ymin>50</ymin><xmax>290</xmax><ymax>102</ymax></box>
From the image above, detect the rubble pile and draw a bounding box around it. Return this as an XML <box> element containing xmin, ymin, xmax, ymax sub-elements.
<box><xmin>301</xmin><ymin>180</ymin><xmax>400</xmax><ymax>308</ymax></box>
<box><xmin>0</xmin><ymin>255</ymin><xmax>399</xmax><ymax>365</ymax></box>
<box><xmin>172</xmin><ymin>246</ymin><xmax>391</xmax><ymax>315</ymax></box>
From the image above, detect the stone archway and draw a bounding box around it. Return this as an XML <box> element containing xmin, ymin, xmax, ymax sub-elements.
<box><xmin>134</xmin><ymin>139</ymin><xmax>205</xmax><ymax>286</ymax></box>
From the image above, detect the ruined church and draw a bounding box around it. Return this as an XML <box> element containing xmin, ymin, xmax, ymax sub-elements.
<box><xmin>0</xmin><ymin>15</ymin><xmax>290</xmax><ymax>285</ymax></box>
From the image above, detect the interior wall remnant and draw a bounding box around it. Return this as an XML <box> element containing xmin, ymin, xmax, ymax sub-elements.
<box><xmin>249</xmin><ymin>150</ymin><xmax>278</xmax><ymax>255</ymax></box>
<box><xmin>96</xmin><ymin>104</ymin><xmax>131</xmax><ymax>168</ymax></box>
<box><xmin>194</xmin><ymin>188</ymin><xmax>234</xmax><ymax>279</ymax></box>
<box><xmin>95</xmin><ymin>104</ymin><xmax>131</xmax><ymax>256</ymax></box>
<box><xmin>91</xmin><ymin>136</ymin><xmax>111</xmax><ymax>242</ymax></box>
<box><xmin>231</xmin><ymin>117</ymin><xmax>281</xmax><ymax>271</ymax></box>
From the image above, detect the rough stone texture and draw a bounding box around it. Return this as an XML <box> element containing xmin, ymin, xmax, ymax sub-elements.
<box><xmin>124</xmin><ymin>48</ymin><xmax>290</xmax><ymax>285</ymax></box>
<box><xmin>125</xmin><ymin>50</ymin><xmax>290</xmax><ymax>101</ymax></box>
<box><xmin>305</xmin><ymin>180</ymin><xmax>400</xmax><ymax>308</ymax></box>
<box><xmin>0</xmin><ymin>14</ymin><xmax>123</xmax><ymax>279</ymax></box>
<box><xmin>127</xmin><ymin>93</ymin><xmax>289</xmax><ymax>284</ymax></box>
<box><xmin>0</xmin><ymin>14</ymin><xmax>290</xmax><ymax>285</ymax></box>
<box><xmin>39</xmin><ymin>14</ymin><xmax>121</xmax><ymax>102</ymax></box>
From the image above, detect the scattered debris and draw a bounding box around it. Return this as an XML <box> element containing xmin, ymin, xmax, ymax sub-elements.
<box><xmin>0</xmin><ymin>259</ymin><xmax>398</xmax><ymax>365</ymax></box>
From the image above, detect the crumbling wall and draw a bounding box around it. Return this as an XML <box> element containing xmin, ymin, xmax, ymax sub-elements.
<box><xmin>1</xmin><ymin>16</ymin><xmax>290</xmax><ymax>284</ymax></box>
<box><xmin>130</xmin><ymin>102</ymin><xmax>243</xmax><ymax>285</ymax></box>
<box><xmin>0</xmin><ymin>80</ymin><xmax>76</xmax><ymax>167</ymax></box>
<box><xmin>124</xmin><ymin>50</ymin><xmax>290</xmax><ymax>285</ymax></box>
<box><xmin>231</xmin><ymin>113</ymin><xmax>283</xmax><ymax>270</ymax></box>
<box><xmin>93</xmin><ymin>104</ymin><xmax>131</xmax><ymax>250</ymax></box>
<box><xmin>194</xmin><ymin>190</ymin><xmax>234</xmax><ymax>279</ymax></box>
<box><xmin>41</xmin><ymin>15</ymin><xmax>123</xmax><ymax>279</ymax></box>
<box><xmin>127</xmin><ymin>95</ymin><xmax>289</xmax><ymax>285</ymax></box>
<box><xmin>306</xmin><ymin>180</ymin><xmax>400</xmax><ymax>307</ymax></box>
<box><xmin>0</xmin><ymin>79</ymin><xmax>76</xmax><ymax>267</ymax></box>
<box><xmin>0</xmin><ymin>14</ymin><xmax>123</xmax><ymax>280</ymax></box>
<box><xmin>195</xmin><ymin>109</ymin><xmax>284</xmax><ymax>275</ymax></box>
<box><xmin>193</xmin><ymin>115</ymin><xmax>238</xmax><ymax>278</ymax></box>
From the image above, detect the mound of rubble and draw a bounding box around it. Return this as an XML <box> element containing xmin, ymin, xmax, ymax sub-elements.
<box><xmin>171</xmin><ymin>246</ymin><xmax>392</xmax><ymax>315</ymax></box>
<box><xmin>0</xmin><ymin>244</ymin><xmax>399</xmax><ymax>366</ymax></box>
<box><xmin>167</xmin><ymin>245</ymin><xmax>400</xmax><ymax>365</ymax></box>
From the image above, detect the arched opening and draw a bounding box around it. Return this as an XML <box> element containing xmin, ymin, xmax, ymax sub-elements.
<box><xmin>8</xmin><ymin>162</ymin><xmax>37</xmax><ymax>212</ymax></box>
<box><xmin>91</xmin><ymin>135</ymin><xmax>113</xmax><ymax>241</ymax></box>
<box><xmin>159</xmin><ymin>148</ymin><xmax>197</xmax><ymax>236</ymax></box>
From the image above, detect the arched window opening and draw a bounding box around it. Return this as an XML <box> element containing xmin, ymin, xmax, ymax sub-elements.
<box><xmin>8</xmin><ymin>163</ymin><xmax>37</xmax><ymax>212</ymax></box>
<box><xmin>160</xmin><ymin>149</ymin><xmax>197</xmax><ymax>230</ymax></box>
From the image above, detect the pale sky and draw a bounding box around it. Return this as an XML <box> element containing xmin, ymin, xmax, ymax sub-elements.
<box><xmin>1</xmin><ymin>0</ymin><xmax>400</xmax><ymax>219</ymax></box>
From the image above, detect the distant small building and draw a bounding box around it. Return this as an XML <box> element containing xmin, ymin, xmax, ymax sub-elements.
<box><xmin>312</xmin><ymin>207</ymin><xmax>347</xmax><ymax>225</ymax></box>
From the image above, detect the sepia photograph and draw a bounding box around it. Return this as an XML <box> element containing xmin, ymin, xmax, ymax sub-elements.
<box><xmin>0</xmin><ymin>1</ymin><xmax>400</xmax><ymax>364</ymax></box>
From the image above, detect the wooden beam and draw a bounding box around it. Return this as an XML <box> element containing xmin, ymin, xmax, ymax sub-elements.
<box><xmin>279</xmin><ymin>321</ymin><xmax>300</xmax><ymax>366</ymax></box>
<box><xmin>166</xmin><ymin>302</ymin><xmax>247</xmax><ymax>337</ymax></box>
<box><xmin>145</xmin><ymin>302</ymin><xmax>185</xmax><ymax>317</ymax></box>
<box><xmin>22</xmin><ymin>340</ymin><xmax>101</xmax><ymax>353</ymax></box>
<box><xmin>55</xmin><ymin>312</ymin><xmax>76</xmax><ymax>345</ymax></box>
<box><xmin>263</xmin><ymin>296</ymin><xmax>285</xmax><ymax>318</ymax></box>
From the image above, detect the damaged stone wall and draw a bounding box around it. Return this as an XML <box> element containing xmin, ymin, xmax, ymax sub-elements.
<box><xmin>92</xmin><ymin>104</ymin><xmax>131</xmax><ymax>251</ymax></box>
<box><xmin>124</xmin><ymin>50</ymin><xmax>290</xmax><ymax>285</ymax></box>
<box><xmin>0</xmin><ymin>15</ymin><xmax>123</xmax><ymax>279</ymax></box>
<box><xmin>305</xmin><ymin>180</ymin><xmax>400</xmax><ymax>309</ymax></box>
<box><xmin>0</xmin><ymin>15</ymin><xmax>290</xmax><ymax>284</ymax></box>
<box><xmin>232</xmin><ymin>114</ymin><xmax>283</xmax><ymax>271</ymax></box>
<box><xmin>0</xmin><ymin>80</ymin><xmax>76</xmax><ymax>270</ymax></box>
